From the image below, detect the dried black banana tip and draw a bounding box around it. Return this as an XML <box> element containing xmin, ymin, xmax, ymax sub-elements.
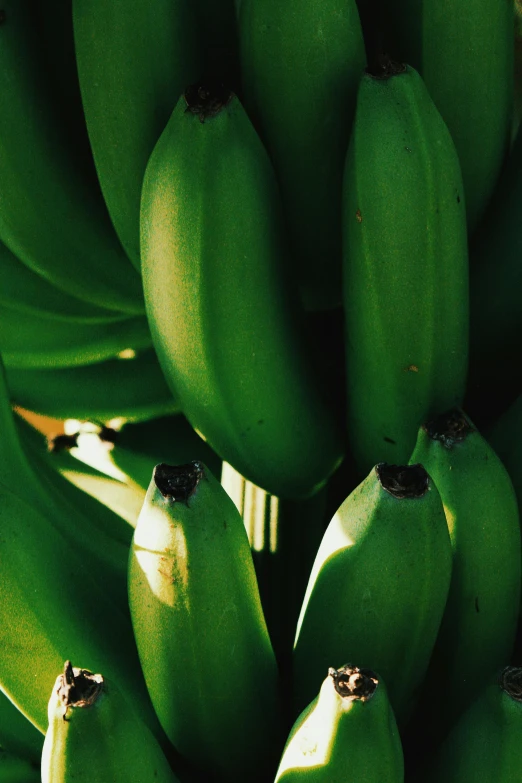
<box><xmin>499</xmin><ymin>666</ymin><xmax>522</xmax><ymax>702</ymax></box>
<box><xmin>376</xmin><ymin>462</ymin><xmax>429</xmax><ymax>498</ymax></box>
<box><xmin>184</xmin><ymin>82</ymin><xmax>233</xmax><ymax>122</ymax></box>
<box><xmin>58</xmin><ymin>661</ymin><xmax>104</xmax><ymax>717</ymax></box>
<box><xmin>328</xmin><ymin>665</ymin><xmax>378</xmax><ymax>701</ymax></box>
<box><xmin>365</xmin><ymin>55</ymin><xmax>406</xmax><ymax>80</ymax></box>
<box><xmin>154</xmin><ymin>461</ymin><xmax>205</xmax><ymax>502</ymax></box>
<box><xmin>423</xmin><ymin>408</ymin><xmax>473</xmax><ymax>448</ymax></box>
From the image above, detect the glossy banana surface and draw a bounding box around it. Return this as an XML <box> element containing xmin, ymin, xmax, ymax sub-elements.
<box><xmin>141</xmin><ymin>84</ymin><xmax>344</xmax><ymax>499</ymax></box>
<box><xmin>343</xmin><ymin>63</ymin><xmax>468</xmax><ymax>474</ymax></box>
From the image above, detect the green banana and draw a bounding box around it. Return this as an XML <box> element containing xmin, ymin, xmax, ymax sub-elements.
<box><xmin>421</xmin><ymin>667</ymin><xmax>522</xmax><ymax>782</ymax></box>
<box><xmin>406</xmin><ymin>409</ymin><xmax>521</xmax><ymax>744</ymax></box>
<box><xmin>342</xmin><ymin>62</ymin><xmax>469</xmax><ymax>475</ymax></box>
<box><xmin>238</xmin><ymin>0</ymin><xmax>366</xmax><ymax>310</ymax></box>
<box><xmin>380</xmin><ymin>0</ymin><xmax>513</xmax><ymax>233</ymax></box>
<box><xmin>0</xmin><ymin>750</ymin><xmax>39</xmax><ymax>783</ymax></box>
<box><xmin>0</xmin><ymin>482</ymin><xmax>159</xmax><ymax>738</ymax></box>
<box><xmin>6</xmin><ymin>349</ymin><xmax>179</xmax><ymax>422</ymax></box>
<box><xmin>0</xmin><ymin>1</ymin><xmax>144</xmax><ymax>313</ymax></box>
<box><xmin>41</xmin><ymin>662</ymin><xmax>179</xmax><ymax>782</ymax></box>
<box><xmin>141</xmin><ymin>83</ymin><xmax>344</xmax><ymax>499</ymax></box>
<box><xmin>97</xmin><ymin>414</ymin><xmax>222</xmax><ymax>491</ymax></box>
<box><xmin>292</xmin><ymin>462</ymin><xmax>452</xmax><ymax>726</ymax></box>
<box><xmin>0</xmin><ymin>690</ymin><xmax>43</xmax><ymax>764</ymax></box>
<box><xmin>0</xmin><ymin>304</ymin><xmax>151</xmax><ymax>369</ymax></box>
<box><xmin>73</xmin><ymin>0</ymin><xmax>202</xmax><ymax>269</ymax></box>
<box><xmin>0</xmin><ymin>357</ymin><xmax>130</xmax><ymax>608</ymax></box>
<box><xmin>275</xmin><ymin>665</ymin><xmax>403</xmax><ymax>782</ymax></box>
<box><xmin>128</xmin><ymin>461</ymin><xmax>283</xmax><ymax>782</ymax></box>
<box><xmin>0</xmin><ymin>239</ymin><xmax>129</xmax><ymax>323</ymax></box>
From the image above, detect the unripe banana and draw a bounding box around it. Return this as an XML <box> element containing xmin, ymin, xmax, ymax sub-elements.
<box><xmin>0</xmin><ymin>483</ymin><xmax>158</xmax><ymax>738</ymax></box>
<box><xmin>6</xmin><ymin>348</ymin><xmax>179</xmax><ymax>422</ymax></box>
<box><xmin>292</xmin><ymin>463</ymin><xmax>452</xmax><ymax>725</ymax></box>
<box><xmin>238</xmin><ymin>0</ymin><xmax>365</xmax><ymax>310</ymax></box>
<box><xmin>407</xmin><ymin>409</ymin><xmax>521</xmax><ymax>744</ymax></box>
<box><xmin>0</xmin><ymin>1</ymin><xmax>144</xmax><ymax>313</ymax></box>
<box><xmin>380</xmin><ymin>0</ymin><xmax>513</xmax><ymax>233</ymax></box>
<box><xmin>73</xmin><ymin>0</ymin><xmax>202</xmax><ymax>269</ymax></box>
<box><xmin>342</xmin><ymin>62</ymin><xmax>469</xmax><ymax>475</ymax></box>
<box><xmin>141</xmin><ymin>83</ymin><xmax>344</xmax><ymax>499</ymax></box>
<box><xmin>421</xmin><ymin>666</ymin><xmax>522</xmax><ymax>783</ymax></box>
<box><xmin>41</xmin><ymin>662</ymin><xmax>179</xmax><ymax>782</ymax></box>
<box><xmin>128</xmin><ymin>461</ymin><xmax>283</xmax><ymax>783</ymax></box>
<box><xmin>275</xmin><ymin>665</ymin><xmax>403</xmax><ymax>783</ymax></box>
<box><xmin>0</xmin><ymin>304</ymin><xmax>151</xmax><ymax>370</ymax></box>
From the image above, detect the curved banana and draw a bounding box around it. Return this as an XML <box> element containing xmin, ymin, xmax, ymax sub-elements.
<box><xmin>0</xmin><ymin>357</ymin><xmax>130</xmax><ymax>609</ymax></box>
<box><xmin>0</xmin><ymin>749</ymin><xmax>39</xmax><ymax>783</ymax></box>
<box><xmin>0</xmin><ymin>304</ymin><xmax>151</xmax><ymax>369</ymax></box>
<box><xmin>422</xmin><ymin>667</ymin><xmax>522</xmax><ymax>782</ymax></box>
<box><xmin>128</xmin><ymin>461</ymin><xmax>283</xmax><ymax>782</ymax></box>
<box><xmin>0</xmin><ymin>689</ymin><xmax>43</xmax><ymax>764</ymax></box>
<box><xmin>381</xmin><ymin>0</ymin><xmax>513</xmax><ymax>233</ymax></box>
<box><xmin>0</xmin><ymin>1</ymin><xmax>144</xmax><ymax>313</ymax></box>
<box><xmin>41</xmin><ymin>662</ymin><xmax>179</xmax><ymax>782</ymax></box>
<box><xmin>0</xmin><ymin>239</ymin><xmax>129</xmax><ymax>323</ymax></box>
<box><xmin>342</xmin><ymin>62</ymin><xmax>469</xmax><ymax>475</ymax></box>
<box><xmin>238</xmin><ymin>0</ymin><xmax>365</xmax><ymax>310</ymax></box>
<box><xmin>98</xmin><ymin>414</ymin><xmax>222</xmax><ymax>490</ymax></box>
<box><xmin>275</xmin><ymin>665</ymin><xmax>403</xmax><ymax>782</ymax></box>
<box><xmin>6</xmin><ymin>348</ymin><xmax>179</xmax><ymax>422</ymax></box>
<box><xmin>0</xmin><ymin>483</ymin><xmax>159</xmax><ymax>738</ymax></box>
<box><xmin>73</xmin><ymin>0</ymin><xmax>202</xmax><ymax>269</ymax></box>
<box><xmin>292</xmin><ymin>462</ymin><xmax>452</xmax><ymax>726</ymax></box>
<box><xmin>406</xmin><ymin>409</ymin><xmax>521</xmax><ymax>745</ymax></box>
<box><xmin>141</xmin><ymin>83</ymin><xmax>344</xmax><ymax>499</ymax></box>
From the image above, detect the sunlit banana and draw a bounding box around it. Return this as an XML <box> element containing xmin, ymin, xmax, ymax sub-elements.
<box><xmin>41</xmin><ymin>662</ymin><xmax>179</xmax><ymax>782</ymax></box>
<box><xmin>0</xmin><ymin>483</ymin><xmax>160</xmax><ymax>739</ymax></box>
<box><xmin>98</xmin><ymin>414</ymin><xmax>222</xmax><ymax>491</ymax></box>
<box><xmin>275</xmin><ymin>665</ymin><xmax>403</xmax><ymax>782</ymax></box>
<box><xmin>292</xmin><ymin>462</ymin><xmax>452</xmax><ymax>726</ymax></box>
<box><xmin>141</xmin><ymin>83</ymin><xmax>344</xmax><ymax>499</ymax></box>
<box><xmin>128</xmin><ymin>461</ymin><xmax>283</xmax><ymax>782</ymax></box>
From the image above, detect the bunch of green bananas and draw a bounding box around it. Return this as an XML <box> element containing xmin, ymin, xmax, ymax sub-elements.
<box><xmin>2</xmin><ymin>0</ymin><xmax>522</xmax><ymax>780</ymax></box>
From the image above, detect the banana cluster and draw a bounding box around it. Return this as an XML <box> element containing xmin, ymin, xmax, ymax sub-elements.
<box><xmin>1</xmin><ymin>0</ymin><xmax>522</xmax><ymax>781</ymax></box>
